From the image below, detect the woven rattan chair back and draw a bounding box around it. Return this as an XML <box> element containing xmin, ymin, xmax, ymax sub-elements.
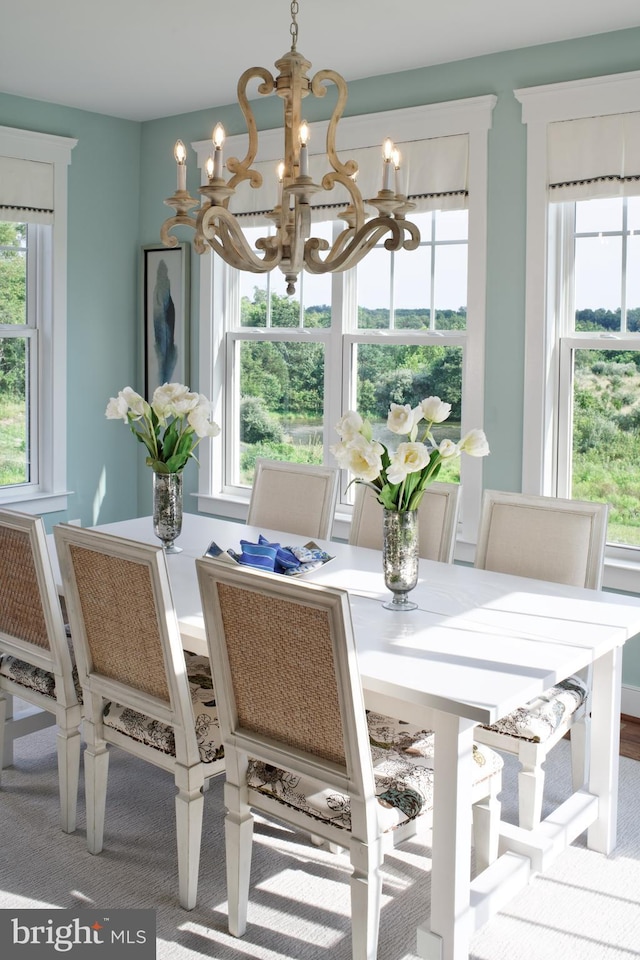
<box><xmin>247</xmin><ymin>459</ymin><xmax>339</xmax><ymax>540</ymax></box>
<box><xmin>65</xmin><ymin>543</ymin><xmax>170</xmax><ymax>702</ymax></box>
<box><xmin>215</xmin><ymin>580</ymin><xmax>347</xmax><ymax>767</ymax></box>
<box><xmin>0</xmin><ymin>523</ymin><xmax>52</xmax><ymax>651</ymax></box>
<box><xmin>349</xmin><ymin>481</ymin><xmax>461</xmax><ymax>563</ymax></box>
<box><xmin>0</xmin><ymin>508</ymin><xmax>81</xmax><ymax>833</ymax></box>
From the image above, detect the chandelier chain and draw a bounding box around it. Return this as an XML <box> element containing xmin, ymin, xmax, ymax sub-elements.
<box><xmin>290</xmin><ymin>0</ymin><xmax>298</xmax><ymax>50</ymax></box>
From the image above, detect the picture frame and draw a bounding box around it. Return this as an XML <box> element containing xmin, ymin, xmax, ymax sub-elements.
<box><xmin>141</xmin><ymin>243</ymin><xmax>190</xmax><ymax>399</ymax></box>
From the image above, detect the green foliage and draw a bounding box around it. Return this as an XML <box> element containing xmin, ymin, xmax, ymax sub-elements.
<box><xmin>0</xmin><ymin>397</ymin><xmax>27</xmax><ymax>486</ymax></box>
<box><xmin>0</xmin><ymin>222</ymin><xmax>27</xmax><ymax>401</ymax></box>
<box><xmin>240</xmin><ymin>439</ymin><xmax>323</xmax><ymax>485</ymax></box>
<box><xmin>240</xmin><ymin>396</ymin><xmax>284</xmax><ymax>444</ymax></box>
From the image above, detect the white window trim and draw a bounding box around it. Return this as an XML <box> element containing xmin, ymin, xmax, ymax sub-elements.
<box><xmin>516</xmin><ymin>70</ymin><xmax>640</xmax><ymax>590</ymax></box>
<box><xmin>194</xmin><ymin>96</ymin><xmax>496</xmax><ymax>547</ymax></box>
<box><xmin>0</xmin><ymin>125</ymin><xmax>77</xmax><ymax>514</ymax></box>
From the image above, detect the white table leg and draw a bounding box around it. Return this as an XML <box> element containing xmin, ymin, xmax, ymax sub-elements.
<box><xmin>587</xmin><ymin>646</ymin><xmax>623</xmax><ymax>854</ymax></box>
<box><xmin>417</xmin><ymin>711</ymin><xmax>475</xmax><ymax>960</ymax></box>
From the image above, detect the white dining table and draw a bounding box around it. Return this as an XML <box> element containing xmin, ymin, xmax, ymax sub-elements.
<box><xmin>57</xmin><ymin>512</ymin><xmax>640</xmax><ymax>960</ymax></box>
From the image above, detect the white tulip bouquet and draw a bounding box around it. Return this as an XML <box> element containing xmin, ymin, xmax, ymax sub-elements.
<box><xmin>106</xmin><ymin>382</ymin><xmax>220</xmax><ymax>474</ymax></box>
<box><xmin>331</xmin><ymin>395</ymin><xmax>489</xmax><ymax>512</ymax></box>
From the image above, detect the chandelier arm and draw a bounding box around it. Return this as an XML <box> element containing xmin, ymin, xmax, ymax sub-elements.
<box><xmin>303</xmin><ymin>218</ymin><xmax>413</xmax><ymax>275</ymax></box>
<box><xmin>225</xmin><ymin>66</ymin><xmax>275</xmax><ymax>191</ymax></box>
<box><xmin>320</xmin><ymin>171</ymin><xmax>367</xmax><ymax>228</ymax></box>
<box><xmin>160</xmin><ymin>214</ymin><xmax>198</xmax><ymax>248</ymax></box>
<box><xmin>311</xmin><ymin>69</ymin><xmax>357</xmax><ymax>180</ymax></box>
<box><xmin>198</xmin><ymin>205</ymin><xmax>283</xmax><ymax>273</ymax></box>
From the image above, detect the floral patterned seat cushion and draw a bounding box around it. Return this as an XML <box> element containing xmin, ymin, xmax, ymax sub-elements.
<box><xmin>247</xmin><ymin>711</ymin><xmax>503</xmax><ymax>834</ymax></box>
<box><xmin>102</xmin><ymin>652</ymin><xmax>223</xmax><ymax>764</ymax></box>
<box><xmin>480</xmin><ymin>675</ymin><xmax>588</xmax><ymax>743</ymax></box>
<box><xmin>0</xmin><ymin>631</ymin><xmax>82</xmax><ymax>702</ymax></box>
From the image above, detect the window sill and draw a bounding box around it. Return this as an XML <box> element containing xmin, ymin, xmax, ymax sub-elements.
<box><xmin>0</xmin><ymin>489</ymin><xmax>71</xmax><ymax>515</ymax></box>
<box><xmin>603</xmin><ymin>557</ymin><xmax>640</xmax><ymax>596</ymax></box>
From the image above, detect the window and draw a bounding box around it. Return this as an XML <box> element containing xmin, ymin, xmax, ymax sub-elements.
<box><xmin>517</xmin><ymin>70</ymin><xmax>640</xmax><ymax>588</ymax></box>
<box><xmin>195</xmin><ymin>99</ymin><xmax>495</xmax><ymax>546</ymax></box>
<box><xmin>554</xmin><ymin>197</ymin><xmax>640</xmax><ymax>548</ymax></box>
<box><xmin>0</xmin><ymin>125</ymin><xmax>76</xmax><ymax>513</ymax></box>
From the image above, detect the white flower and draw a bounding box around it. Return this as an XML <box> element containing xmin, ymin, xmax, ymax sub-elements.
<box><xmin>420</xmin><ymin>396</ymin><xmax>452</xmax><ymax>424</ymax></box>
<box><xmin>121</xmin><ymin>387</ymin><xmax>148</xmax><ymax>419</ymax></box>
<box><xmin>105</xmin><ymin>387</ymin><xmax>148</xmax><ymax>421</ymax></box>
<box><xmin>152</xmin><ymin>382</ymin><xmax>199</xmax><ymax>419</ymax></box>
<box><xmin>386</xmin><ymin>442</ymin><xmax>431</xmax><ymax>484</ymax></box>
<box><xmin>387</xmin><ymin>403</ymin><xmax>420</xmax><ymax>436</ymax></box>
<box><xmin>438</xmin><ymin>438</ymin><xmax>460</xmax><ymax>459</ymax></box>
<box><xmin>329</xmin><ymin>440</ymin><xmax>352</xmax><ymax>469</ymax></box>
<box><xmin>459</xmin><ymin>428</ymin><xmax>490</xmax><ymax>457</ymax></box>
<box><xmin>335</xmin><ymin>410</ymin><xmax>363</xmax><ymax>441</ymax></box>
<box><xmin>105</xmin><ymin>393</ymin><xmax>130</xmax><ymax>421</ymax></box>
<box><xmin>187</xmin><ymin>396</ymin><xmax>221</xmax><ymax>439</ymax></box>
<box><xmin>342</xmin><ymin>435</ymin><xmax>384</xmax><ymax>483</ymax></box>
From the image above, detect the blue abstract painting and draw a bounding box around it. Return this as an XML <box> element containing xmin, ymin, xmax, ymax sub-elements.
<box><xmin>144</xmin><ymin>245</ymin><xmax>188</xmax><ymax>398</ymax></box>
<box><xmin>153</xmin><ymin>258</ymin><xmax>177</xmax><ymax>385</ymax></box>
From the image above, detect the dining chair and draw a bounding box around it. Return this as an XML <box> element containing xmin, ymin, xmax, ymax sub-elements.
<box><xmin>0</xmin><ymin>508</ymin><xmax>82</xmax><ymax>833</ymax></box>
<box><xmin>247</xmin><ymin>458</ymin><xmax>339</xmax><ymax>539</ymax></box>
<box><xmin>53</xmin><ymin>523</ymin><xmax>226</xmax><ymax>910</ymax></box>
<box><xmin>196</xmin><ymin>558</ymin><xmax>503</xmax><ymax>959</ymax></box>
<box><xmin>349</xmin><ymin>480</ymin><xmax>462</xmax><ymax>562</ymax></box>
<box><xmin>473</xmin><ymin>489</ymin><xmax>609</xmax><ymax>829</ymax></box>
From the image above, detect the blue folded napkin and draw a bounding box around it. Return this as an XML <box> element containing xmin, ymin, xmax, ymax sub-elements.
<box><xmin>235</xmin><ymin>535</ymin><xmax>303</xmax><ymax>574</ymax></box>
<box><xmin>237</xmin><ymin>539</ymin><xmax>279</xmax><ymax>571</ymax></box>
<box><xmin>258</xmin><ymin>535</ymin><xmax>301</xmax><ymax>572</ymax></box>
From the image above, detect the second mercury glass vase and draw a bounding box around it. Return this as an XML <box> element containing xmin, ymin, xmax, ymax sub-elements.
<box><xmin>382</xmin><ymin>508</ymin><xmax>419</xmax><ymax>611</ymax></box>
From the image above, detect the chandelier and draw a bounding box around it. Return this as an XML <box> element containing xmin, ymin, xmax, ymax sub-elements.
<box><xmin>160</xmin><ymin>1</ymin><xmax>420</xmax><ymax>295</ymax></box>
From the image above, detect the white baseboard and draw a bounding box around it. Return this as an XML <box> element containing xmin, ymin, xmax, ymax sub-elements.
<box><xmin>621</xmin><ymin>684</ymin><xmax>640</xmax><ymax>718</ymax></box>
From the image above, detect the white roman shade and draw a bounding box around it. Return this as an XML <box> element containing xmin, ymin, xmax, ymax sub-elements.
<box><xmin>0</xmin><ymin>155</ymin><xmax>55</xmax><ymax>224</ymax></box>
<box><xmin>548</xmin><ymin>111</ymin><xmax>640</xmax><ymax>201</ymax></box>
<box><xmin>222</xmin><ymin>133</ymin><xmax>469</xmax><ymax>225</ymax></box>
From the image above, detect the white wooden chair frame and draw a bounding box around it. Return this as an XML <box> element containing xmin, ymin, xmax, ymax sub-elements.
<box><xmin>349</xmin><ymin>480</ymin><xmax>462</xmax><ymax>562</ymax></box>
<box><xmin>473</xmin><ymin>490</ymin><xmax>609</xmax><ymax>829</ymax></box>
<box><xmin>54</xmin><ymin>523</ymin><xmax>225</xmax><ymax>909</ymax></box>
<box><xmin>196</xmin><ymin>558</ymin><xmax>501</xmax><ymax>959</ymax></box>
<box><xmin>247</xmin><ymin>458</ymin><xmax>339</xmax><ymax>540</ymax></box>
<box><xmin>0</xmin><ymin>508</ymin><xmax>82</xmax><ymax>833</ymax></box>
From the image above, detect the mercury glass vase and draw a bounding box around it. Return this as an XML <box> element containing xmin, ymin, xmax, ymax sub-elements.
<box><xmin>382</xmin><ymin>508</ymin><xmax>419</xmax><ymax>611</ymax></box>
<box><xmin>152</xmin><ymin>472</ymin><xmax>183</xmax><ymax>554</ymax></box>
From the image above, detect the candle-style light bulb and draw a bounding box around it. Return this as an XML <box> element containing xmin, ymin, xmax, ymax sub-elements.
<box><xmin>174</xmin><ymin>139</ymin><xmax>187</xmax><ymax>191</ymax></box>
<box><xmin>277</xmin><ymin>160</ymin><xmax>285</xmax><ymax>207</ymax></box>
<box><xmin>206</xmin><ymin>156</ymin><xmax>214</xmax><ymax>181</ymax></box>
<box><xmin>212</xmin><ymin>123</ymin><xmax>225</xmax><ymax>179</ymax></box>
<box><xmin>382</xmin><ymin>138</ymin><xmax>394</xmax><ymax>192</ymax></box>
<box><xmin>299</xmin><ymin>120</ymin><xmax>310</xmax><ymax>178</ymax></box>
<box><xmin>392</xmin><ymin>147</ymin><xmax>406</xmax><ymax>197</ymax></box>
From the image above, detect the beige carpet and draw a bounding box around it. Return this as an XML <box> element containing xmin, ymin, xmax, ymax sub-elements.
<box><xmin>1</xmin><ymin>724</ymin><xmax>639</xmax><ymax>960</ymax></box>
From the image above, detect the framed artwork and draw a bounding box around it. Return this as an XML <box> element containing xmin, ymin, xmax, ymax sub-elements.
<box><xmin>142</xmin><ymin>243</ymin><xmax>190</xmax><ymax>399</ymax></box>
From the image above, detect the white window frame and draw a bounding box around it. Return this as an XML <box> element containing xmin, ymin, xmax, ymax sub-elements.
<box><xmin>0</xmin><ymin>125</ymin><xmax>76</xmax><ymax>514</ymax></box>
<box><xmin>194</xmin><ymin>97</ymin><xmax>495</xmax><ymax>548</ymax></box>
<box><xmin>516</xmin><ymin>70</ymin><xmax>640</xmax><ymax>591</ymax></box>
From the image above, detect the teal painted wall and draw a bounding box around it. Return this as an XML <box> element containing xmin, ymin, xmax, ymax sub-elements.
<box><xmin>2</xmin><ymin>26</ymin><xmax>640</xmax><ymax>683</ymax></box>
